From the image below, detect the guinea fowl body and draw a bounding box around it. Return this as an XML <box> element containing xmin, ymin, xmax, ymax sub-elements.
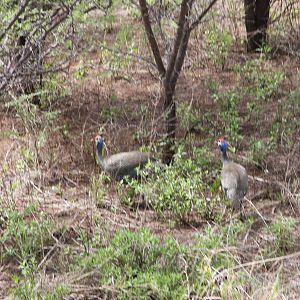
<box><xmin>95</xmin><ymin>136</ymin><xmax>161</xmax><ymax>181</ymax></box>
<box><xmin>101</xmin><ymin>151</ymin><xmax>156</xmax><ymax>180</ymax></box>
<box><xmin>218</xmin><ymin>138</ymin><xmax>248</xmax><ymax>210</ymax></box>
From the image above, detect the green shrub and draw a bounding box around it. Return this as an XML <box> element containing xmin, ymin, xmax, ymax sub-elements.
<box><xmin>100</xmin><ymin>24</ymin><xmax>137</xmax><ymax>79</ymax></box>
<box><xmin>212</xmin><ymin>90</ymin><xmax>242</xmax><ymax>144</ymax></box>
<box><xmin>90</xmin><ymin>173</ymin><xmax>110</xmax><ymax>208</ymax></box>
<box><xmin>234</xmin><ymin>59</ymin><xmax>284</xmax><ymax>109</ymax></box>
<box><xmin>0</xmin><ymin>206</ymin><xmax>54</xmax><ymax>263</ymax></box>
<box><xmin>73</xmin><ymin>224</ymin><xmax>251</xmax><ymax>299</ymax></box>
<box><xmin>204</xmin><ymin>29</ymin><xmax>233</xmax><ymax>70</ymax></box>
<box><xmin>177</xmin><ymin>102</ymin><xmax>201</xmax><ymax>131</ymax></box>
<box><xmin>123</xmin><ymin>145</ymin><xmax>220</xmax><ymax>222</ymax></box>
<box><xmin>75</xmin><ymin>228</ymin><xmax>187</xmax><ymax>299</ymax></box>
<box><xmin>0</xmin><ymin>205</ymin><xmax>67</xmax><ymax>299</ymax></box>
<box><xmin>267</xmin><ymin>217</ymin><xmax>296</xmax><ymax>256</ymax></box>
<box><xmin>249</xmin><ymin>138</ymin><xmax>269</xmax><ymax>168</ymax></box>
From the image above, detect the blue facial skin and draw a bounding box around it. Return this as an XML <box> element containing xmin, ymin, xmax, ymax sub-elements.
<box><xmin>219</xmin><ymin>140</ymin><xmax>229</xmax><ymax>153</ymax></box>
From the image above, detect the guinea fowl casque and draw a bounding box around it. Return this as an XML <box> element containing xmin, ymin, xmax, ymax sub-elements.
<box><xmin>95</xmin><ymin>135</ymin><xmax>162</xmax><ymax>181</ymax></box>
<box><xmin>217</xmin><ymin>137</ymin><xmax>248</xmax><ymax>211</ymax></box>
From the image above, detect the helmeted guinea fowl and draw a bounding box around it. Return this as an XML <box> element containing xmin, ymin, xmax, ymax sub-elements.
<box><xmin>217</xmin><ymin>137</ymin><xmax>248</xmax><ymax>211</ymax></box>
<box><xmin>95</xmin><ymin>135</ymin><xmax>162</xmax><ymax>181</ymax></box>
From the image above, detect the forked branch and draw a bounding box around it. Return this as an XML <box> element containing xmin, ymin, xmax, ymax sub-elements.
<box><xmin>165</xmin><ymin>0</ymin><xmax>193</xmax><ymax>84</ymax></box>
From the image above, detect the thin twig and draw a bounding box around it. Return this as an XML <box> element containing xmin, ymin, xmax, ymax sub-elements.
<box><xmin>225</xmin><ymin>250</ymin><xmax>300</xmax><ymax>273</ymax></box>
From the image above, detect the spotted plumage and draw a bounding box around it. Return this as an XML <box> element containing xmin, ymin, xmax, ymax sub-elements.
<box><xmin>217</xmin><ymin>137</ymin><xmax>248</xmax><ymax>210</ymax></box>
<box><xmin>95</xmin><ymin>135</ymin><xmax>162</xmax><ymax>181</ymax></box>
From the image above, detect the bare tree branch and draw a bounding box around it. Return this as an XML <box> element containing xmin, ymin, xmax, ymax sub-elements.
<box><xmin>138</xmin><ymin>0</ymin><xmax>166</xmax><ymax>77</ymax></box>
<box><xmin>165</xmin><ymin>0</ymin><xmax>192</xmax><ymax>84</ymax></box>
<box><xmin>0</xmin><ymin>0</ymin><xmax>81</xmax><ymax>92</ymax></box>
<box><xmin>170</xmin><ymin>28</ymin><xmax>190</xmax><ymax>90</ymax></box>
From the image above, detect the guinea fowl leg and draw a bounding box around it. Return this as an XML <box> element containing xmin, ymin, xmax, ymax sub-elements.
<box><xmin>239</xmin><ymin>203</ymin><xmax>246</xmax><ymax>222</ymax></box>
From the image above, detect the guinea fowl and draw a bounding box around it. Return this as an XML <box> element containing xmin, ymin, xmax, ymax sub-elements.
<box><xmin>95</xmin><ymin>135</ymin><xmax>162</xmax><ymax>181</ymax></box>
<box><xmin>217</xmin><ymin>137</ymin><xmax>248</xmax><ymax>211</ymax></box>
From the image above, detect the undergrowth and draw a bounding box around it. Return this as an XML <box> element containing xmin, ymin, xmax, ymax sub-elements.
<box><xmin>72</xmin><ymin>222</ymin><xmax>253</xmax><ymax>299</ymax></box>
<box><xmin>119</xmin><ymin>142</ymin><xmax>223</xmax><ymax>222</ymax></box>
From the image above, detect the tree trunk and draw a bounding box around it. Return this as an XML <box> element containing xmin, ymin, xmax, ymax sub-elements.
<box><xmin>255</xmin><ymin>0</ymin><xmax>270</xmax><ymax>48</ymax></box>
<box><xmin>244</xmin><ymin>0</ymin><xmax>256</xmax><ymax>51</ymax></box>
<box><xmin>244</xmin><ymin>0</ymin><xmax>270</xmax><ymax>52</ymax></box>
<box><xmin>138</xmin><ymin>0</ymin><xmax>217</xmax><ymax>164</ymax></box>
<box><xmin>161</xmin><ymin>27</ymin><xmax>190</xmax><ymax>165</ymax></box>
<box><xmin>162</xmin><ymin>82</ymin><xmax>176</xmax><ymax>164</ymax></box>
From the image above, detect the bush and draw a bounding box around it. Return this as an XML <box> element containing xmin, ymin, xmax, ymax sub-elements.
<box><xmin>123</xmin><ymin>145</ymin><xmax>221</xmax><ymax>222</ymax></box>
<box><xmin>265</xmin><ymin>217</ymin><xmax>296</xmax><ymax>257</ymax></box>
<box><xmin>204</xmin><ymin>29</ymin><xmax>234</xmax><ymax>70</ymax></box>
<box><xmin>212</xmin><ymin>89</ymin><xmax>242</xmax><ymax>144</ymax></box>
<box><xmin>73</xmin><ymin>223</ymin><xmax>251</xmax><ymax>299</ymax></box>
<box><xmin>75</xmin><ymin>228</ymin><xmax>187</xmax><ymax>299</ymax></box>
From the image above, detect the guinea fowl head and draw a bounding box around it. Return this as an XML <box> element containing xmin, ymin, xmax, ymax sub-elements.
<box><xmin>217</xmin><ymin>137</ymin><xmax>231</xmax><ymax>161</ymax></box>
<box><xmin>95</xmin><ymin>135</ymin><xmax>105</xmax><ymax>159</ymax></box>
<box><xmin>217</xmin><ymin>137</ymin><xmax>229</xmax><ymax>153</ymax></box>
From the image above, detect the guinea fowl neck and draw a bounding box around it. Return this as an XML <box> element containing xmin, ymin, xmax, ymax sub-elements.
<box><xmin>221</xmin><ymin>149</ymin><xmax>229</xmax><ymax>162</ymax></box>
<box><xmin>96</xmin><ymin>141</ymin><xmax>106</xmax><ymax>167</ymax></box>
